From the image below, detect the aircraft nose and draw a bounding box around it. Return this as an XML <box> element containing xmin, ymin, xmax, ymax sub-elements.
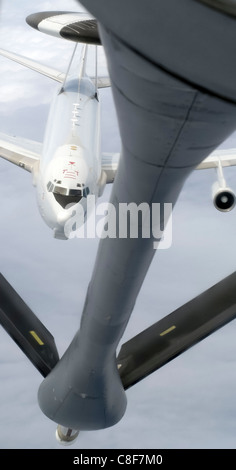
<box><xmin>57</xmin><ymin>210</ymin><xmax>74</xmax><ymax>225</ymax></box>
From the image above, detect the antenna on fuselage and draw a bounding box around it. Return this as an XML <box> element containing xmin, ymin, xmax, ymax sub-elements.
<box><xmin>78</xmin><ymin>44</ymin><xmax>88</xmax><ymax>98</ymax></box>
<box><xmin>59</xmin><ymin>43</ymin><xmax>78</xmax><ymax>94</ymax></box>
<box><xmin>95</xmin><ymin>45</ymin><xmax>98</xmax><ymax>101</ymax></box>
<box><xmin>79</xmin><ymin>44</ymin><xmax>88</xmax><ymax>79</ymax></box>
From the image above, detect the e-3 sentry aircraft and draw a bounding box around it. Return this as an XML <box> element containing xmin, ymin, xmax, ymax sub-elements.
<box><xmin>0</xmin><ymin>12</ymin><xmax>119</xmax><ymax>240</ymax></box>
<box><xmin>1</xmin><ymin>2</ymin><xmax>236</xmax><ymax>446</ymax></box>
<box><xmin>0</xmin><ymin>10</ymin><xmax>236</xmax><ymax>242</ymax></box>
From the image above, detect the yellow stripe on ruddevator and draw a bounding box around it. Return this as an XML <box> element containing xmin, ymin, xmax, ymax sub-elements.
<box><xmin>160</xmin><ymin>325</ymin><xmax>176</xmax><ymax>337</ymax></box>
<box><xmin>29</xmin><ymin>330</ymin><xmax>44</xmax><ymax>346</ymax></box>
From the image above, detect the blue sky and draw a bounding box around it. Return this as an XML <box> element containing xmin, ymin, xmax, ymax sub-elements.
<box><xmin>0</xmin><ymin>0</ymin><xmax>236</xmax><ymax>449</ymax></box>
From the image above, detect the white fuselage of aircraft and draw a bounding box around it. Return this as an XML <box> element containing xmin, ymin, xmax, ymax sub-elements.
<box><xmin>0</xmin><ymin>42</ymin><xmax>118</xmax><ymax>240</ymax></box>
<box><xmin>35</xmin><ymin>75</ymin><xmax>101</xmax><ymax>239</ymax></box>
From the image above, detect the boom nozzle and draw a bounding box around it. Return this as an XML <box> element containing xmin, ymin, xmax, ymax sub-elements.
<box><xmin>56</xmin><ymin>425</ymin><xmax>79</xmax><ymax>445</ymax></box>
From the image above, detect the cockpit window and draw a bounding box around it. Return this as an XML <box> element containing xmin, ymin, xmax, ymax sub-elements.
<box><xmin>47</xmin><ymin>181</ymin><xmax>89</xmax><ymax>208</ymax></box>
<box><xmin>53</xmin><ymin>193</ymin><xmax>82</xmax><ymax>209</ymax></box>
<box><xmin>47</xmin><ymin>181</ymin><xmax>54</xmax><ymax>192</ymax></box>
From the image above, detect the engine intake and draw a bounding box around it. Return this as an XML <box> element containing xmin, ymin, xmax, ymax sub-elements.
<box><xmin>212</xmin><ymin>159</ymin><xmax>235</xmax><ymax>212</ymax></box>
<box><xmin>212</xmin><ymin>183</ymin><xmax>236</xmax><ymax>212</ymax></box>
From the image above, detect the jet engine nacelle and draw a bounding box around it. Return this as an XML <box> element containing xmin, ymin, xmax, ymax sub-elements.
<box><xmin>212</xmin><ymin>181</ymin><xmax>236</xmax><ymax>212</ymax></box>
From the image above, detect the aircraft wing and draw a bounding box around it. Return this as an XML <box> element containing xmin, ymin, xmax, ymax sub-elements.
<box><xmin>100</xmin><ymin>149</ymin><xmax>236</xmax><ymax>183</ymax></box>
<box><xmin>196</xmin><ymin>149</ymin><xmax>236</xmax><ymax>170</ymax></box>
<box><xmin>0</xmin><ymin>132</ymin><xmax>41</xmax><ymax>173</ymax></box>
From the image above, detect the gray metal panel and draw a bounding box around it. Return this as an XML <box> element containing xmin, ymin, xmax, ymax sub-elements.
<box><xmin>38</xmin><ymin>2</ymin><xmax>236</xmax><ymax>431</ymax></box>
<box><xmin>197</xmin><ymin>0</ymin><xmax>236</xmax><ymax>17</ymax></box>
<box><xmin>79</xmin><ymin>0</ymin><xmax>236</xmax><ymax>103</ymax></box>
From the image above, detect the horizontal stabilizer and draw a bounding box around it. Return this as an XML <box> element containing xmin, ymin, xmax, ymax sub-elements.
<box><xmin>0</xmin><ymin>49</ymin><xmax>110</xmax><ymax>88</ymax></box>
<box><xmin>118</xmin><ymin>272</ymin><xmax>236</xmax><ymax>389</ymax></box>
<box><xmin>26</xmin><ymin>11</ymin><xmax>101</xmax><ymax>45</ymax></box>
<box><xmin>91</xmin><ymin>76</ymin><xmax>111</xmax><ymax>89</ymax></box>
<box><xmin>0</xmin><ymin>132</ymin><xmax>41</xmax><ymax>173</ymax></box>
<box><xmin>0</xmin><ymin>48</ymin><xmax>66</xmax><ymax>83</ymax></box>
<box><xmin>102</xmin><ymin>152</ymin><xmax>120</xmax><ymax>183</ymax></box>
<box><xmin>0</xmin><ymin>274</ymin><xmax>59</xmax><ymax>377</ymax></box>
